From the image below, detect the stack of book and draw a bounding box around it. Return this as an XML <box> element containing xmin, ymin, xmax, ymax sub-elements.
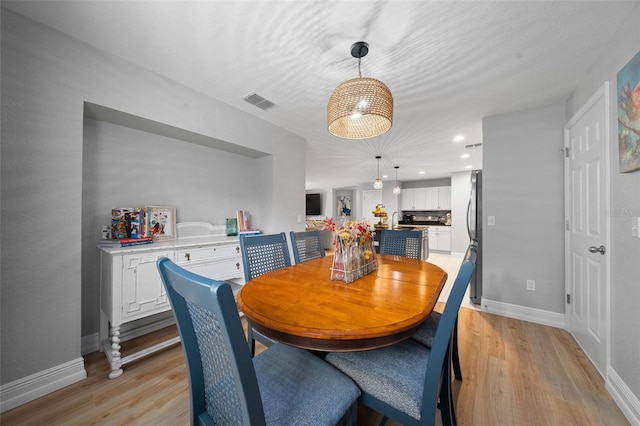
<box><xmin>119</xmin><ymin>237</ymin><xmax>153</xmax><ymax>247</ymax></box>
<box><xmin>101</xmin><ymin>207</ymin><xmax>164</xmax><ymax>247</ymax></box>
<box><xmin>236</xmin><ymin>210</ymin><xmax>260</xmax><ymax>234</ymax></box>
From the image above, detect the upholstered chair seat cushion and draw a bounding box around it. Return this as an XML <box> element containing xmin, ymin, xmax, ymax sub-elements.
<box><xmin>326</xmin><ymin>339</ymin><xmax>431</xmax><ymax>422</ymax></box>
<box><xmin>255</xmin><ymin>343</ymin><xmax>360</xmax><ymax>425</ymax></box>
<box><xmin>411</xmin><ymin>311</ymin><xmax>440</xmax><ymax>347</ymax></box>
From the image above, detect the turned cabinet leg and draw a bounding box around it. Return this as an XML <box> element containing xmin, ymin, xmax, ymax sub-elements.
<box><xmin>108</xmin><ymin>326</ymin><xmax>123</xmax><ymax>379</ymax></box>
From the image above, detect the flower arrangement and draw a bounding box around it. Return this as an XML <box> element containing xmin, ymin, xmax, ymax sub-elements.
<box><xmin>330</xmin><ymin>218</ymin><xmax>377</xmax><ymax>283</ymax></box>
<box><xmin>335</xmin><ymin>219</ymin><xmax>373</xmax><ymax>248</ymax></box>
<box><xmin>324</xmin><ymin>217</ymin><xmax>336</xmax><ymax>231</ymax></box>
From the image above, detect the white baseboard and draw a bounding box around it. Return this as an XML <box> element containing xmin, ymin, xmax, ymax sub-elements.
<box><xmin>3</xmin><ymin>316</ymin><xmax>179</xmax><ymax>413</ymax></box>
<box><xmin>0</xmin><ymin>358</ymin><xmax>86</xmax><ymax>413</ymax></box>
<box><xmin>450</xmin><ymin>251</ymin><xmax>466</xmax><ymax>258</ymax></box>
<box><xmin>81</xmin><ymin>331</ymin><xmax>100</xmax><ymax>355</ymax></box>
<box><xmin>606</xmin><ymin>367</ymin><xmax>640</xmax><ymax>426</ymax></box>
<box><xmin>481</xmin><ymin>298</ymin><xmax>566</xmax><ymax>329</ymax></box>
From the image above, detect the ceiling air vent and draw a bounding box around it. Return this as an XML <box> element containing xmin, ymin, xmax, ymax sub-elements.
<box><xmin>243</xmin><ymin>93</ymin><xmax>276</xmax><ymax>111</ymax></box>
<box><xmin>465</xmin><ymin>143</ymin><xmax>483</xmax><ymax>148</ymax></box>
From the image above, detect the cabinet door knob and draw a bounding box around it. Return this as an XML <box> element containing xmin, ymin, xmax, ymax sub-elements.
<box><xmin>236</xmin><ymin>262</ymin><xmax>240</xmax><ymax>270</ymax></box>
<box><xmin>184</xmin><ymin>253</ymin><xmax>190</xmax><ymax>261</ymax></box>
<box><xmin>236</xmin><ymin>246</ymin><xmax>240</xmax><ymax>253</ymax></box>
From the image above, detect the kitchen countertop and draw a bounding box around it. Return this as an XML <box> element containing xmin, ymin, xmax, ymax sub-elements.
<box><xmin>394</xmin><ymin>224</ymin><xmax>451</xmax><ymax>229</ymax></box>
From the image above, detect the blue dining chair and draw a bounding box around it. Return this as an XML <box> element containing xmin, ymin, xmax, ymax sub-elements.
<box><xmin>157</xmin><ymin>257</ymin><xmax>360</xmax><ymax>426</ymax></box>
<box><xmin>411</xmin><ymin>242</ymin><xmax>476</xmax><ymax>381</ymax></box>
<box><xmin>290</xmin><ymin>230</ymin><xmax>326</xmax><ymax>264</ymax></box>
<box><xmin>239</xmin><ymin>232</ymin><xmax>292</xmax><ymax>356</ymax></box>
<box><xmin>380</xmin><ymin>230</ymin><xmax>462</xmax><ymax>380</ymax></box>
<box><xmin>380</xmin><ymin>229</ymin><xmax>463</xmax><ymax>380</ymax></box>
<box><xmin>325</xmin><ymin>246</ymin><xmax>477</xmax><ymax>426</ymax></box>
<box><xmin>379</xmin><ymin>229</ymin><xmax>423</xmax><ymax>260</ymax></box>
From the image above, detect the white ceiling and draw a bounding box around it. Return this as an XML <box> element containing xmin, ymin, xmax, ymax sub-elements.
<box><xmin>5</xmin><ymin>1</ymin><xmax>637</xmax><ymax>189</ymax></box>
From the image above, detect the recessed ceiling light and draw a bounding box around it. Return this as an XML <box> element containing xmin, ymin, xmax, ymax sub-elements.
<box><xmin>453</xmin><ymin>135</ymin><xmax>465</xmax><ymax>142</ymax></box>
<box><xmin>419</xmin><ymin>171</ymin><xmax>426</xmax><ymax>175</ymax></box>
<box><xmin>382</xmin><ymin>174</ymin><xmax>388</xmax><ymax>179</ymax></box>
<box><xmin>465</xmin><ymin>165</ymin><xmax>473</xmax><ymax>169</ymax></box>
<box><xmin>460</xmin><ymin>153</ymin><xmax>470</xmax><ymax>159</ymax></box>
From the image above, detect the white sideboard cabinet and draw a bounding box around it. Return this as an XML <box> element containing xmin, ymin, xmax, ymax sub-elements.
<box><xmin>98</xmin><ymin>222</ymin><xmax>243</xmax><ymax>378</ymax></box>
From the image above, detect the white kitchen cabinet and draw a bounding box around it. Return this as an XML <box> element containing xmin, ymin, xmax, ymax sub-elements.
<box><xmin>428</xmin><ymin>226</ymin><xmax>451</xmax><ymax>252</ymax></box>
<box><xmin>425</xmin><ymin>186</ymin><xmax>451</xmax><ymax>210</ymax></box>
<box><xmin>99</xmin><ymin>223</ymin><xmax>243</xmax><ymax>379</ymax></box>
<box><xmin>403</xmin><ymin>186</ymin><xmax>451</xmax><ymax>211</ymax></box>
<box><xmin>425</xmin><ymin>187</ymin><xmax>439</xmax><ymax>210</ymax></box>
<box><xmin>437</xmin><ymin>186</ymin><xmax>452</xmax><ymax>210</ymax></box>
<box><xmin>401</xmin><ymin>188</ymin><xmax>416</xmax><ymax>210</ymax></box>
<box><xmin>414</xmin><ymin>188</ymin><xmax>428</xmax><ymax>209</ymax></box>
<box><xmin>401</xmin><ymin>187</ymin><xmax>428</xmax><ymax>210</ymax></box>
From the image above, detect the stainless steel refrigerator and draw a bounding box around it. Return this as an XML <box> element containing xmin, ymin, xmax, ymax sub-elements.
<box><xmin>467</xmin><ymin>170</ymin><xmax>482</xmax><ymax>304</ymax></box>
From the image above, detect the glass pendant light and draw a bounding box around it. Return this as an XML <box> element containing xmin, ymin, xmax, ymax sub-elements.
<box><xmin>392</xmin><ymin>166</ymin><xmax>401</xmax><ymax>195</ymax></box>
<box><xmin>373</xmin><ymin>156</ymin><xmax>383</xmax><ymax>189</ymax></box>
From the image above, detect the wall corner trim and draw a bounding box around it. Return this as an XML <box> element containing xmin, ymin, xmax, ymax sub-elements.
<box><xmin>606</xmin><ymin>367</ymin><xmax>640</xmax><ymax>426</ymax></box>
<box><xmin>481</xmin><ymin>298</ymin><xmax>566</xmax><ymax>329</ymax></box>
<box><xmin>0</xmin><ymin>358</ymin><xmax>86</xmax><ymax>413</ymax></box>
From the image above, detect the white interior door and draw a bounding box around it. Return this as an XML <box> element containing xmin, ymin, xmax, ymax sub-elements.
<box><xmin>565</xmin><ymin>82</ymin><xmax>610</xmax><ymax>377</ymax></box>
<box><xmin>362</xmin><ymin>190</ymin><xmax>383</xmax><ymax>227</ymax></box>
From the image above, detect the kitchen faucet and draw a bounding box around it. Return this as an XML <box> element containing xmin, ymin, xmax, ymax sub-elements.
<box><xmin>391</xmin><ymin>211</ymin><xmax>400</xmax><ymax>229</ymax></box>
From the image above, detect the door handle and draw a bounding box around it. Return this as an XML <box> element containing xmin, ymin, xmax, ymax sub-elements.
<box><xmin>588</xmin><ymin>245</ymin><xmax>606</xmax><ymax>255</ymax></box>
<box><xmin>466</xmin><ymin>198</ymin><xmax>472</xmax><ymax>239</ymax></box>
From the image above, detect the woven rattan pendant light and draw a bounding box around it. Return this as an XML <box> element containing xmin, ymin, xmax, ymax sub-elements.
<box><xmin>327</xmin><ymin>42</ymin><xmax>393</xmax><ymax>139</ymax></box>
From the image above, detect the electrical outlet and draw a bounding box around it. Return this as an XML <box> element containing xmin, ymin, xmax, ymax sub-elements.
<box><xmin>488</xmin><ymin>216</ymin><xmax>495</xmax><ymax>226</ymax></box>
<box><xmin>526</xmin><ymin>280</ymin><xmax>536</xmax><ymax>291</ymax></box>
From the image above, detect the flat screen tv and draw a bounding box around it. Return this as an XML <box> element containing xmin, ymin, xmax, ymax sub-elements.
<box><xmin>306</xmin><ymin>193</ymin><xmax>322</xmax><ymax>216</ymax></box>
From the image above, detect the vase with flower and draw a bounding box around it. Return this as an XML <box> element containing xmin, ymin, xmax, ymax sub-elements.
<box><xmin>329</xmin><ymin>219</ymin><xmax>377</xmax><ymax>283</ymax></box>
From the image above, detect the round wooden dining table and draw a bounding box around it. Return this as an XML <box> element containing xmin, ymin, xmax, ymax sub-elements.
<box><xmin>236</xmin><ymin>254</ymin><xmax>448</xmax><ymax>352</ymax></box>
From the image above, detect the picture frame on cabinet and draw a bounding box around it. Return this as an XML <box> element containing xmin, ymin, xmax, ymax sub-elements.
<box><xmin>146</xmin><ymin>206</ymin><xmax>177</xmax><ymax>241</ymax></box>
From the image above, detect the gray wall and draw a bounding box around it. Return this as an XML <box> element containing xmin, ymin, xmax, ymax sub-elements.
<box><xmin>482</xmin><ymin>102</ymin><xmax>566</xmax><ymax>313</ymax></box>
<box><xmin>566</xmin><ymin>3</ymin><xmax>640</xmax><ymax>405</ymax></box>
<box><xmin>81</xmin><ymin>119</ymin><xmax>262</xmax><ymax>337</ymax></box>
<box><xmin>1</xmin><ymin>9</ymin><xmax>305</xmax><ymax>385</ymax></box>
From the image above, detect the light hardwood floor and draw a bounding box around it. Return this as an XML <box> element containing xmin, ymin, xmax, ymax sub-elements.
<box><xmin>1</xmin><ymin>306</ymin><xmax>628</xmax><ymax>426</ymax></box>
